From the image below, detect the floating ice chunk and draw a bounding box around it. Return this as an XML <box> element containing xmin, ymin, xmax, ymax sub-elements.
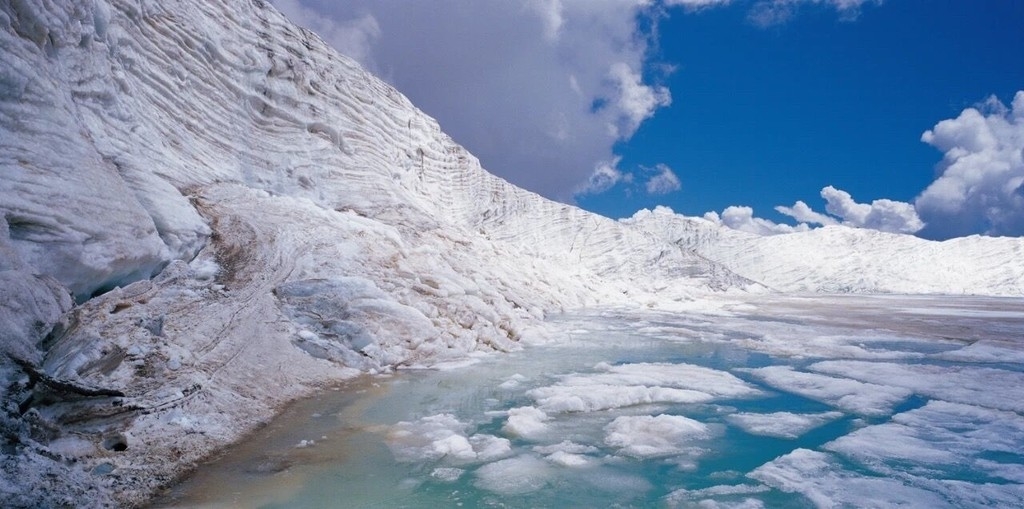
<box><xmin>469</xmin><ymin>434</ymin><xmax>512</xmax><ymax>462</ymax></box>
<box><xmin>725</xmin><ymin>411</ymin><xmax>843</xmax><ymax>439</ymax></box>
<box><xmin>809</xmin><ymin>360</ymin><xmax>1024</xmax><ymax>413</ymax></box>
<box><xmin>529</xmin><ymin>383</ymin><xmax>713</xmax><ymax>413</ymax></box>
<box><xmin>564</xmin><ymin>362</ymin><xmax>762</xmax><ymax>399</ymax></box>
<box><xmin>939</xmin><ymin>341</ymin><xmax>1024</xmax><ymax>364</ymax></box>
<box><xmin>664</xmin><ymin>482</ymin><xmax>770</xmax><ymax>508</ymax></box>
<box><xmin>474</xmin><ymin>455</ymin><xmax>553</xmax><ymax>495</ymax></box>
<box><xmin>825</xmin><ymin>400</ymin><xmax>1024</xmax><ymax>483</ymax></box>
<box><xmin>526</xmin><ymin>361</ymin><xmax>758</xmax><ymax>413</ymax></box>
<box><xmin>503</xmin><ymin>406</ymin><xmax>550</xmax><ymax>439</ymax></box>
<box><xmin>423</xmin><ymin>433</ymin><xmax>473</xmax><ymax>461</ymax></box>
<box><xmin>604</xmin><ymin>414</ymin><xmax>710</xmax><ymax>458</ymax></box>
<box><xmin>533</xmin><ymin>440</ymin><xmax>599</xmax><ymax>455</ymax></box>
<box><xmin>545</xmin><ymin>451</ymin><xmax>591</xmax><ymax>467</ymax></box>
<box><xmin>499</xmin><ymin>373</ymin><xmax>528</xmax><ymax>389</ymax></box>
<box><xmin>430</xmin><ymin>467</ymin><xmax>464</xmax><ymax>482</ymax></box>
<box><xmin>750</xmin><ymin>449</ymin><xmax>950</xmax><ymax>508</ymax></box>
<box><xmin>741</xmin><ymin>366</ymin><xmax>911</xmax><ymax>416</ymax></box>
<box><xmin>386</xmin><ymin>414</ymin><xmax>509</xmax><ymax>464</ymax></box>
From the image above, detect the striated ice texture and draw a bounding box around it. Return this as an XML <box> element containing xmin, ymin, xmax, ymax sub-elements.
<box><xmin>1</xmin><ymin>0</ymin><xmax>1023</xmax><ymax>506</ymax></box>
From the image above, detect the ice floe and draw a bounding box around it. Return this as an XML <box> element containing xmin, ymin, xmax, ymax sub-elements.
<box><xmin>604</xmin><ymin>414</ymin><xmax>711</xmax><ymax>459</ymax></box>
<box><xmin>385</xmin><ymin>413</ymin><xmax>511</xmax><ymax>464</ymax></box>
<box><xmin>740</xmin><ymin>365</ymin><xmax>913</xmax><ymax>416</ymax></box>
<box><xmin>527</xmin><ymin>361</ymin><xmax>760</xmax><ymax>413</ymax></box>
<box><xmin>725</xmin><ymin>411</ymin><xmax>844</xmax><ymax>439</ymax></box>
<box><xmin>809</xmin><ymin>360</ymin><xmax>1024</xmax><ymax>413</ymax></box>
<box><xmin>825</xmin><ymin>400</ymin><xmax>1024</xmax><ymax>483</ymax></box>
<box><xmin>750</xmin><ymin>449</ymin><xmax>952</xmax><ymax>508</ymax></box>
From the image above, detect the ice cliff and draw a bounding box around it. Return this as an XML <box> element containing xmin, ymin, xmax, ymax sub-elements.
<box><xmin>0</xmin><ymin>0</ymin><xmax>1021</xmax><ymax>506</ymax></box>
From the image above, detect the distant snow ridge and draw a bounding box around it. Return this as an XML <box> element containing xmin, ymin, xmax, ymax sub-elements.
<box><xmin>624</xmin><ymin>206</ymin><xmax>1024</xmax><ymax>295</ymax></box>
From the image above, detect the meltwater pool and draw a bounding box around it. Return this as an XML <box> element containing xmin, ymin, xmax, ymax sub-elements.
<box><xmin>156</xmin><ymin>295</ymin><xmax>1024</xmax><ymax>508</ymax></box>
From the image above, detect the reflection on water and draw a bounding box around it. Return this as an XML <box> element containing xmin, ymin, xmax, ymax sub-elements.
<box><xmin>155</xmin><ymin>295</ymin><xmax>1024</xmax><ymax>508</ymax></box>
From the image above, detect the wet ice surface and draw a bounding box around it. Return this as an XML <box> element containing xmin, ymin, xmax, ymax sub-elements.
<box><xmin>158</xmin><ymin>295</ymin><xmax>1024</xmax><ymax>508</ymax></box>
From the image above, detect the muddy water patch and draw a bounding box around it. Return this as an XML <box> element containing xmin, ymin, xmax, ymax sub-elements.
<box><xmin>152</xmin><ymin>375</ymin><xmax>388</xmax><ymax>508</ymax></box>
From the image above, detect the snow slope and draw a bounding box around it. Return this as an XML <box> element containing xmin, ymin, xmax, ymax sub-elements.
<box><xmin>625</xmin><ymin>207</ymin><xmax>1024</xmax><ymax>295</ymax></box>
<box><xmin>0</xmin><ymin>0</ymin><xmax>1021</xmax><ymax>507</ymax></box>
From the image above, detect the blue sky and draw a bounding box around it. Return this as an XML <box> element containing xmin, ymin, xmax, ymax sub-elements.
<box><xmin>273</xmin><ymin>0</ymin><xmax>1024</xmax><ymax>239</ymax></box>
<box><xmin>583</xmin><ymin>0</ymin><xmax>1024</xmax><ymax>232</ymax></box>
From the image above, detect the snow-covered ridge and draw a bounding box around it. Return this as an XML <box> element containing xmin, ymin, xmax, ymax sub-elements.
<box><xmin>624</xmin><ymin>206</ymin><xmax>1024</xmax><ymax>295</ymax></box>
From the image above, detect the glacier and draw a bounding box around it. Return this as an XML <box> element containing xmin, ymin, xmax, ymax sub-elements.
<box><xmin>0</xmin><ymin>0</ymin><xmax>1021</xmax><ymax>506</ymax></box>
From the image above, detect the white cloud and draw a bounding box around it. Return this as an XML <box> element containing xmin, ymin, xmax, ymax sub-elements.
<box><xmin>579</xmin><ymin>161</ymin><xmax>681</xmax><ymax>197</ymax></box>
<box><xmin>714</xmin><ymin>92</ymin><xmax>1024</xmax><ymax>240</ymax></box>
<box><xmin>270</xmin><ymin>0</ymin><xmax>890</xmax><ymax>205</ymax></box>
<box><xmin>724</xmin><ymin>186</ymin><xmax>922</xmax><ymax>236</ymax></box>
<box><xmin>775</xmin><ymin>200</ymin><xmax>838</xmax><ymax>226</ymax></box>
<box><xmin>820</xmin><ymin>186</ymin><xmax>923</xmax><ymax>234</ymax></box>
<box><xmin>705</xmin><ymin>206</ymin><xmax>811</xmax><ymax>235</ymax></box>
<box><xmin>524</xmin><ymin>0</ymin><xmax>565</xmax><ymax>42</ymax></box>
<box><xmin>272</xmin><ymin>0</ymin><xmax>663</xmax><ymax>202</ymax></box>
<box><xmin>915</xmin><ymin>91</ymin><xmax>1024</xmax><ymax>239</ymax></box>
<box><xmin>604</xmin><ymin>62</ymin><xmax>672</xmax><ymax>139</ymax></box>
<box><xmin>578</xmin><ymin>158</ymin><xmax>628</xmax><ymax>196</ymax></box>
<box><xmin>644</xmin><ymin>164</ymin><xmax>682</xmax><ymax>195</ymax></box>
<box><xmin>664</xmin><ymin>0</ymin><xmax>733</xmax><ymax>11</ymax></box>
<box><xmin>747</xmin><ymin>0</ymin><xmax>880</xmax><ymax>27</ymax></box>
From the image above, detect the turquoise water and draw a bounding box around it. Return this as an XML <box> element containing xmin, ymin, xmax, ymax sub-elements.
<box><xmin>159</xmin><ymin>296</ymin><xmax>1024</xmax><ymax>508</ymax></box>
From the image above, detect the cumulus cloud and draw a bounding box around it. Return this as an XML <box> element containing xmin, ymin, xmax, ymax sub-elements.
<box><xmin>915</xmin><ymin>91</ymin><xmax>1024</xmax><ymax>239</ymax></box>
<box><xmin>705</xmin><ymin>206</ymin><xmax>811</xmax><ymax>235</ymax></box>
<box><xmin>714</xmin><ymin>91</ymin><xmax>1024</xmax><ymax>239</ymax></box>
<box><xmin>774</xmin><ymin>200</ymin><xmax>837</xmax><ymax>226</ymax></box>
<box><xmin>605</xmin><ymin>62</ymin><xmax>672</xmax><ymax>139</ymax></box>
<box><xmin>664</xmin><ymin>0</ymin><xmax>733</xmax><ymax>11</ymax></box>
<box><xmin>718</xmin><ymin>185</ymin><xmax>922</xmax><ymax>237</ymax></box>
<box><xmin>819</xmin><ymin>186</ymin><xmax>923</xmax><ymax>234</ymax></box>
<box><xmin>578</xmin><ymin>158</ymin><xmax>629</xmax><ymax>196</ymax></box>
<box><xmin>270</xmin><ymin>0</ymin><xmax>893</xmax><ymax>205</ymax></box>
<box><xmin>577</xmin><ymin>160</ymin><xmax>681</xmax><ymax>197</ymax></box>
<box><xmin>272</xmin><ymin>0</ymin><xmax>665</xmax><ymax>202</ymax></box>
<box><xmin>644</xmin><ymin>164</ymin><xmax>682</xmax><ymax>195</ymax></box>
<box><xmin>524</xmin><ymin>0</ymin><xmax>565</xmax><ymax>42</ymax></box>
